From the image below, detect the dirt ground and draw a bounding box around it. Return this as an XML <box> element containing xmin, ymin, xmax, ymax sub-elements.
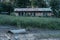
<box><xmin>0</xmin><ymin>25</ymin><xmax>60</xmax><ymax>40</ymax></box>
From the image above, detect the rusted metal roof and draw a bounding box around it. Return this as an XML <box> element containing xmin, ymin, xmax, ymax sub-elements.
<box><xmin>14</xmin><ymin>8</ymin><xmax>52</xmax><ymax>12</ymax></box>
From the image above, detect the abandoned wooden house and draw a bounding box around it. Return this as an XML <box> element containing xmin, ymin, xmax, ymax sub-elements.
<box><xmin>14</xmin><ymin>8</ymin><xmax>54</xmax><ymax>17</ymax></box>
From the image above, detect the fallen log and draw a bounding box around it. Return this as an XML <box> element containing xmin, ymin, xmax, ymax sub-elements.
<box><xmin>8</xmin><ymin>29</ymin><xmax>27</xmax><ymax>34</ymax></box>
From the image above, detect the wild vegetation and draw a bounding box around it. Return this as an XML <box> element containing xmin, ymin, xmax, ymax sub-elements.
<box><xmin>0</xmin><ymin>15</ymin><xmax>60</xmax><ymax>30</ymax></box>
<box><xmin>15</xmin><ymin>0</ymin><xmax>47</xmax><ymax>8</ymax></box>
<box><xmin>50</xmin><ymin>0</ymin><xmax>60</xmax><ymax>17</ymax></box>
<box><xmin>0</xmin><ymin>0</ymin><xmax>60</xmax><ymax>30</ymax></box>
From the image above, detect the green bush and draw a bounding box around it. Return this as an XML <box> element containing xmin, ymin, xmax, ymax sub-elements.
<box><xmin>0</xmin><ymin>15</ymin><xmax>60</xmax><ymax>29</ymax></box>
<box><xmin>10</xmin><ymin>12</ymin><xmax>17</xmax><ymax>16</ymax></box>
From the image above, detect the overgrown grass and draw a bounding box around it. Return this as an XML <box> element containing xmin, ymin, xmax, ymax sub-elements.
<box><xmin>0</xmin><ymin>15</ymin><xmax>60</xmax><ymax>29</ymax></box>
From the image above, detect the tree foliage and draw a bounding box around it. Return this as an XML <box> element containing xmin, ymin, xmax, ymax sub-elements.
<box><xmin>16</xmin><ymin>0</ymin><xmax>30</xmax><ymax>8</ymax></box>
<box><xmin>0</xmin><ymin>2</ymin><xmax>14</xmax><ymax>14</ymax></box>
<box><xmin>50</xmin><ymin>0</ymin><xmax>60</xmax><ymax>17</ymax></box>
<box><xmin>15</xmin><ymin>0</ymin><xmax>47</xmax><ymax>8</ymax></box>
<box><xmin>36</xmin><ymin>0</ymin><xmax>47</xmax><ymax>8</ymax></box>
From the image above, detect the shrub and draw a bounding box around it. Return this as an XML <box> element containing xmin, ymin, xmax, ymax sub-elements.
<box><xmin>0</xmin><ymin>15</ymin><xmax>60</xmax><ymax>30</ymax></box>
